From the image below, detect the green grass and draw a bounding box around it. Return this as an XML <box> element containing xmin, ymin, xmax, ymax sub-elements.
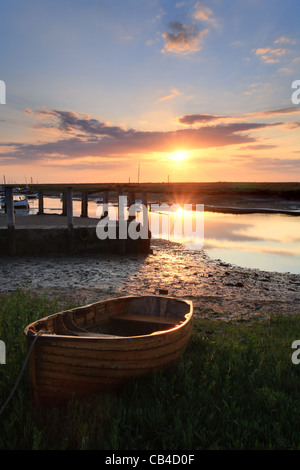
<box><xmin>1</xmin><ymin>288</ymin><xmax>300</xmax><ymax>450</ymax></box>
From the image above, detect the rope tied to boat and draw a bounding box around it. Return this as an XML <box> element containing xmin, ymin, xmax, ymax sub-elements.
<box><xmin>0</xmin><ymin>330</ymin><xmax>44</xmax><ymax>417</ymax></box>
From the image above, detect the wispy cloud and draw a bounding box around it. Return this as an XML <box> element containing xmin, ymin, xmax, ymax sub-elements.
<box><xmin>177</xmin><ymin>113</ymin><xmax>226</xmax><ymax>125</ymax></box>
<box><xmin>238</xmin><ymin>144</ymin><xmax>278</xmax><ymax>151</ymax></box>
<box><xmin>254</xmin><ymin>36</ymin><xmax>297</xmax><ymax>64</ymax></box>
<box><xmin>255</xmin><ymin>46</ymin><xmax>288</xmax><ymax>63</ymax></box>
<box><xmin>178</xmin><ymin>107</ymin><xmax>300</xmax><ymax>125</ymax></box>
<box><xmin>0</xmin><ymin>107</ymin><xmax>286</xmax><ymax>167</ymax></box>
<box><xmin>244</xmin><ymin>156</ymin><xmax>300</xmax><ymax>172</ymax></box>
<box><xmin>157</xmin><ymin>88</ymin><xmax>181</xmax><ymax>102</ymax></box>
<box><xmin>274</xmin><ymin>36</ymin><xmax>297</xmax><ymax>45</ymax></box>
<box><xmin>193</xmin><ymin>1</ymin><xmax>220</xmax><ymax>29</ymax></box>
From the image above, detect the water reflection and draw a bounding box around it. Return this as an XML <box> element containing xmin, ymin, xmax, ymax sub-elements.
<box><xmin>203</xmin><ymin>212</ymin><xmax>300</xmax><ymax>274</ymax></box>
<box><xmin>2</xmin><ymin>196</ymin><xmax>300</xmax><ymax>274</ymax></box>
<box><xmin>145</xmin><ymin>205</ymin><xmax>300</xmax><ymax>274</ymax></box>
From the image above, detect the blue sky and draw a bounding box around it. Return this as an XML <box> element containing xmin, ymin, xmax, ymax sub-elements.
<box><xmin>0</xmin><ymin>0</ymin><xmax>300</xmax><ymax>183</ymax></box>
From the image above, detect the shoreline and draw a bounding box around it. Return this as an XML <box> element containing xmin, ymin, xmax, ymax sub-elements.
<box><xmin>1</xmin><ymin>190</ymin><xmax>299</xmax><ymax>323</ymax></box>
<box><xmin>0</xmin><ymin>238</ymin><xmax>299</xmax><ymax>322</ymax></box>
<box><xmin>204</xmin><ymin>204</ymin><xmax>300</xmax><ymax>216</ymax></box>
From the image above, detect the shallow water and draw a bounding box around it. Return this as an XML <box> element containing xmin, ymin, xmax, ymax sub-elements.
<box><xmin>202</xmin><ymin>212</ymin><xmax>300</xmax><ymax>275</ymax></box>
<box><xmin>4</xmin><ymin>196</ymin><xmax>300</xmax><ymax>275</ymax></box>
<box><xmin>148</xmin><ymin>207</ymin><xmax>300</xmax><ymax>275</ymax></box>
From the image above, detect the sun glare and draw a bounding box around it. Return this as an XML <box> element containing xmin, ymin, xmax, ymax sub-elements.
<box><xmin>168</xmin><ymin>150</ymin><xmax>189</xmax><ymax>163</ymax></box>
<box><xmin>176</xmin><ymin>207</ymin><xmax>186</xmax><ymax>216</ymax></box>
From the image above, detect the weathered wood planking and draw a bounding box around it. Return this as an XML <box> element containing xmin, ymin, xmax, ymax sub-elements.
<box><xmin>24</xmin><ymin>296</ymin><xmax>193</xmax><ymax>406</ymax></box>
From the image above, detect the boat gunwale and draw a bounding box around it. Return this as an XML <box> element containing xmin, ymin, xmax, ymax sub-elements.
<box><xmin>24</xmin><ymin>295</ymin><xmax>193</xmax><ymax>341</ymax></box>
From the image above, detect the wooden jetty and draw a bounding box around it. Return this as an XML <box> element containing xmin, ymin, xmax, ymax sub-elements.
<box><xmin>0</xmin><ymin>185</ymin><xmax>151</xmax><ymax>255</ymax></box>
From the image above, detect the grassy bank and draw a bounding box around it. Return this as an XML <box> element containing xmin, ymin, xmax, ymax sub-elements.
<box><xmin>1</xmin><ymin>288</ymin><xmax>300</xmax><ymax>450</ymax></box>
<box><xmin>28</xmin><ymin>181</ymin><xmax>300</xmax><ymax>200</ymax></box>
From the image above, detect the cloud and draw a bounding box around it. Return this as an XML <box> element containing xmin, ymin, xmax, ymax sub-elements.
<box><xmin>238</xmin><ymin>144</ymin><xmax>278</xmax><ymax>151</ymax></box>
<box><xmin>177</xmin><ymin>107</ymin><xmax>300</xmax><ymax>126</ymax></box>
<box><xmin>161</xmin><ymin>21</ymin><xmax>208</xmax><ymax>55</ymax></box>
<box><xmin>193</xmin><ymin>1</ymin><xmax>219</xmax><ymax>28</ymax></box>
<box><xmin>246</xmin><ymin>157</ymin><xmax>300</xmax><ymax>172</ymax></box>
<box><xmin>0</xmin><ymin>107</ymin><xmax>285</xmax><ymax>167</ymax></box>
<box><xmin>157</xmin><ymin>88</ymin><xmax>181</xmax><ymax>102</ymax></box>
<box><xmin>177</xmin><ymin>113</ymin><xmax>225</xmax><ymax>125</ymax></box>
<box><xmin>274</xmin><ymin>36</ymin><xmax>296</xmax><ymax>45</ymax></box>
<box><xmin>255</xmin><ymin>46</ymin><xmax>288</xmax><ymax>63</ymax></box>
<box><xmin>160</xmin><ymin>2</ymin><xmax>219</xmax><ymax>55</ymax></box>
<box><xmin>34</xmin><ymin>108</ymin><xmax>127</xmax><ymax>137</ymax></box>
<box><xmin>258</xmin><ymin>107</ymin><xmax>300</xmax><ymax>116</ymax></box>
<box><xmin>254</xmin><ymin>35</ymin><xmax>297</xmax><ymax>65</ymax></box>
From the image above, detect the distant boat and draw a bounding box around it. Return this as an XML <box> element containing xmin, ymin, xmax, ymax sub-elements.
<box><xmin>0</xmin><ymin>196</ymin><xmax>30</xmax><ymax>209</ymax></box>
<box><xmin>23</xmin><ymin>192</ymin><xmax>37</xmax><ymax>199</ymax></box>
<box><xmin>17</xmin><ymin>187</ymin><xmax>38</xmax><ymax>199</ymax></box>
<box><xmin>24</xmin><ymin>295</ymin><xmax>193</xmax><ymax>406</ymax></box>
<box><xmin>135</xmin><ymin>199</ymin><xmax>143</xmax><ymax>212</ymax></box>
<box><xmin>96</xmin><ymin>197</ymin><xmax>103</xmax><ymax>204</ymax></box>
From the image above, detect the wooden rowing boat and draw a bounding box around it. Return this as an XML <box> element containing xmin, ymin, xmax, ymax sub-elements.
<box><xmin>24</xmin><ymin>295</ymin><xmax>193</xmax><ymax>406</ymax></box>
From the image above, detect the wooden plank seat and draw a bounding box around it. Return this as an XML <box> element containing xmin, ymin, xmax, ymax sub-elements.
<box><xmin>60</xmin><ymin>312</ymin><xmax>182</xmax><ymax>337</ymax></box>
<box><xmin>112</xmin><ymin>313</ymin><xmax>182</xmax><ymax>326</ymax></box>
<box><xmin>71</xmin><ymin>314</ymin><xmax>182</xmax><ymax>337</ymax></box>
<box><xmin>24</xmin><ymin>295</ymin><xmax>193</xmax><ymax>406</ymax></box>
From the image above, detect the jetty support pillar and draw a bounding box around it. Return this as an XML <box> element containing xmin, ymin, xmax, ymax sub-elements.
<box><xmin>128</xmin><ymin>191</ymin><xmax>135</xmax><ymax>222</ymax></box>
<box><xmin>66</xmin><ymin>186</ymin><xmax>75</xmax><ymax>253</ymax></box>
<box><xmin>118</xmin><ymin>187</ymin><xmax>126</xmax><ymax>254</ymax></box>
<box><xmin>62</xmin><ymin>189</ymin><xmax>67</xmax><ymax>216</ymax></box>
<box><xmin>66</xmin><ymin>186</ymin><xmax>73</xmax><ymax>230</ymax></box>
<box><xmin>81</xmin><ymin>191</ymin><xmax>88</xmax><ymax>218</ymax></box>
<box><xmin>5</xmin><ymin>186</ymin><xmax>15</xmax><ymax>230</ymax></box>
<box><xmin>37</xmin><ymin>191</ymin><xmax>44</xmax><ymax>215</ymax></box>
<box><xmin>5</xmin><ymin>186</ymin><xmax>16</xmax><ymax>254</ymax></box>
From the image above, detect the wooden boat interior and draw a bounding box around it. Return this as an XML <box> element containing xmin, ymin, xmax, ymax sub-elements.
<box><xmin>27</xmin><ymin>296</ymin><xmax>192</xmax><ymax>338</ymax></box>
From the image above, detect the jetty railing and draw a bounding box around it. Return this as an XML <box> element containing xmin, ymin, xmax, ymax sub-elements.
<box><xmin>1</xmin><ymin>185</ymin><xmax>150</xmax><ymax>255</ymax></box>
<box><xmin>2</xmin><ymin>185</ymin><xmax>148</xmax><ymax>230</ymax></box>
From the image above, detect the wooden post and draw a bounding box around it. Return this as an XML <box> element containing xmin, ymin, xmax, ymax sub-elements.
<box><xmin>118</xmin><ymin>187</ymin><xmax>124</xmax><ymax>221</ymax></box>
<box><xmin>81</xmin><ymin>191</ymin><xmax>88</xmax><ymax>218</ymax></box>
<box><xmin>141</xmin><ymin>191</ymin><xmax>148</xmax><ymax>237</ymax></box>
<box><xmin>141</xmin><ymin>191</ymin><xmax>148</xmax><ymax>209</ymax></box>
<box><xmin>62</xmin><ymin>189</ymin><xmax>67</xmax><ymax>216</ymax></box>
<box><xmin>5</xmin><ymin>186</ymin><xmax>16</xmax><ymax>255</ymax></box>
<box><xmin>66</xmin><ymin>186</ymin><xmax>75</xmax><ymax>253</ymax></box>
<box><xmin>66</xmin><ymin>186</ymin><xmax>73</xmax><ymax>229</ymax></box>
<box><xmin>5</xmin><ymin>186</ymin><xmax>15</xmax><ymax>229</ymax></box>
<box><xmin>101</xmin><ymin>190</ymin><xmax>109</xmax><ymax>220</ymax></box>
<box><xmin>37</xmin><ymin>191</ymin><xmax>44</xmax><ymax>215</ymax></box>
<box><xmin>128</xmin><ymin>191</ymin><xmax>135</xmax><ymax>222</ymax></box>
<box><xmin>118</xmin><ymin>187</ymin><xmax>126</xmax><ymax>254</ymax></box>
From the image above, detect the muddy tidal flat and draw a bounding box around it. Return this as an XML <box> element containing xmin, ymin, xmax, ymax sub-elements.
<box><xmin>0</xmin><ymin>238</ymin><xmax>299</xmax><ymax>322</ymax></box>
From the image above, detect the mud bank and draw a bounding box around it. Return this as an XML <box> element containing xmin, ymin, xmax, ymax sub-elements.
<box><xmin>0</xmin><ymin>239</ymin><xmax>299</xmax><ymax>322</ymax></box>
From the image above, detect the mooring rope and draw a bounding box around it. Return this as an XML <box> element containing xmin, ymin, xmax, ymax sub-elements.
<box><xmin>0</xmin><ymin>330</ymin><xmax>43</xmax><ymax>417</ymax></box>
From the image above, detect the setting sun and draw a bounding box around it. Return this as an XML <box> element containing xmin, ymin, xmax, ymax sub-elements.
<box><xmin>176</xmin><ymin>207</ymin><xmax>186</xmax><ymax>216</ymax></box>
<box><xmin>167</xmin><ymin>150</ymin><xmax>189</xmax><ymax>163</ymax></box>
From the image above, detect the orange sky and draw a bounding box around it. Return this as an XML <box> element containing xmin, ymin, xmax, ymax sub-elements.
<box><xmin>0</xmin><ymin>1</ymin><xmax>300</xmax><ymax>183</ymax></box>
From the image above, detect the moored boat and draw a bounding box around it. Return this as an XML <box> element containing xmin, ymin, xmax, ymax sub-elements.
<box><xmin>0</xmin><ymin>196</ymin><xmax>30</xmax><ymax>209</ymax></box>
<box><xmin>14</xmin><ymin>186</ymin><xmax>37</xmax><ymax>199</ymax></box>
<box><xmin>24</xmin><ymin>295</ymin><xmax>193</xmax><ymax>406</ymax></box>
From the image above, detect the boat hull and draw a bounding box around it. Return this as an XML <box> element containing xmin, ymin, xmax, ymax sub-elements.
<box><xmin>0</xmin><ymin>197</ymin><xmax>29</xmax><ymax>209</ymax></box>
<box><xmin>24</xmin><ymin>296</ymin><xmax>193</xmax><ymax>406</ymax></box>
